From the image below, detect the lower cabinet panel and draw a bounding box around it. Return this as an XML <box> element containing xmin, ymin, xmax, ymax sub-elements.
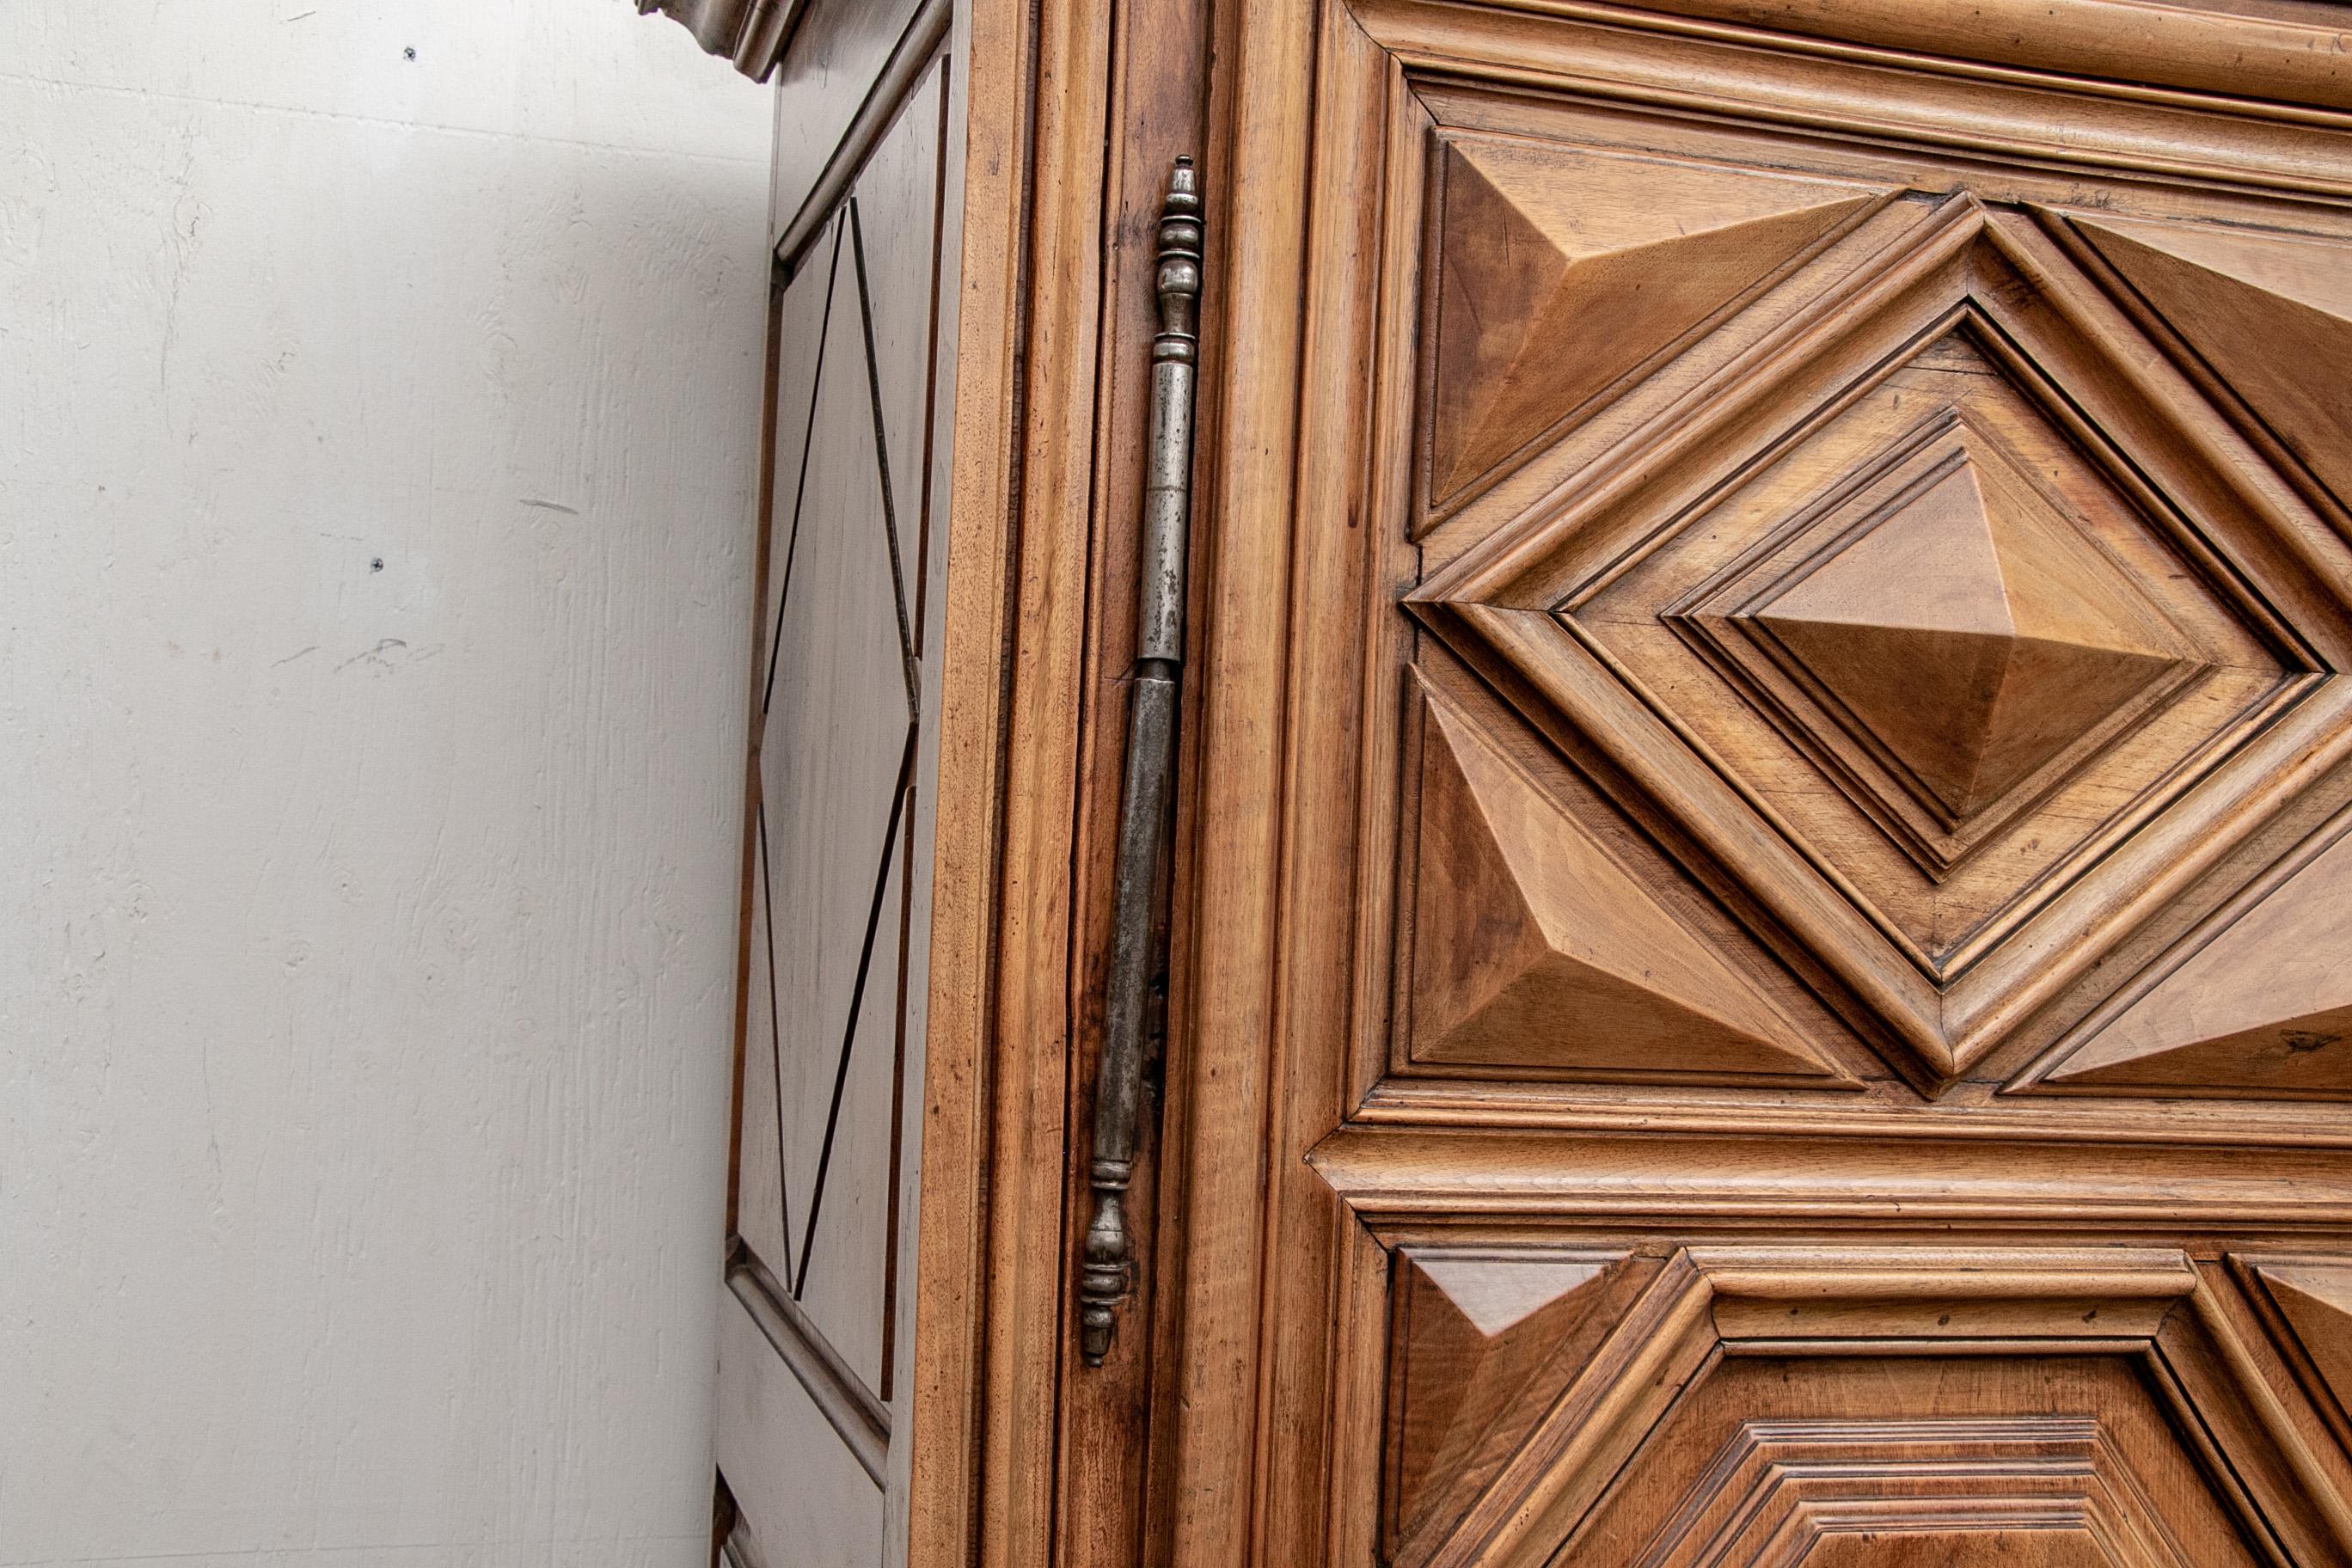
<box><xmin>1385</xmin><ymin>1240</ymin><xmax>2352</xmax><ymax>1568</ymax></box>
<box><xmin>716</xmin><ymin>1288</ymin><xmax>886</xmax><ymax>1568</ymax></box>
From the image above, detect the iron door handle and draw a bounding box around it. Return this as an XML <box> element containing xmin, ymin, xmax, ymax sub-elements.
<box><xmin>1079</xmin><ymin>156</ymin><xmax>1204</xmax><ymax>1368</ymax></box>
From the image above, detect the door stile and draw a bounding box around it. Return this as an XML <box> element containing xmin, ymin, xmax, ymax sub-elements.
<box><xmin>909</xmin><ymin>0</ymin><xmax>1112</xmax><ymax>1565</ymax></box>
<box><xmin>1051</xmin><ymin>3</ymin><xmax>1218</xmax><ymax>1567</ymax></box>
<box><xmin>1146</xmin><ymin>1</ymin><xmax>1320</xmax><ymax>1566</ymax></box>
<box><xmin>1250</xmin><ymin>14</ymin><xmax>1428</xmax><ymax>1568</ymax></box>
<box><xmin>1151</xmin><ymin>4</ymin><xmax>1406</xmax><ymax>1568</ymax></box>
<box><xmin>950</xmin><ymin>0</ymin><xmax>1118</xmax><ymax>1563</ymax></box>
<box><xmin>1327</xmin><ymin>36</ymin><xmax>1454</xmax><ymax>1568</ymax></box>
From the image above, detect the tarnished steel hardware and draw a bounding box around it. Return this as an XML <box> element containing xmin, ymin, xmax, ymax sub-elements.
<box><xmin>1079</xmin><ymin>157</ymin><xmax>1204</xmax><ymax>1369</ymax></box>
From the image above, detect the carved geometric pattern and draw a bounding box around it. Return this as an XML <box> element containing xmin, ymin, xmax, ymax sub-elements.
<box><xmin>1413</xmin><ymin>183</ymin><xmax>2352</xmax><ymax>1087</ymax></box>
<box><xmin>1576</xmin><ymin>312</ymin><xmax>2290</xmax><ymax>980</ymax></box>
<box><xmin>2237</xmin><ymin>1257</ymin><xmax>2352</xmax><ymax>1442</ymax></box>
<box><xmin>2024</xmin><ymin>809</ymin><xmax>2352</xmax><ymax>1097</ymax></box>
<box><xmin>1654</xmin><ymin>1418</ymin><xmax>2191</xmax><ymax>1568</ymax></box>
<box><xmin>1411</xmin><ymin>689</ymin><xmax>1842</xmax><ymax>1081</ymax></box>
<box><xmin>1397</xmin><ymin>1247</ymin><xmax>2346</xmax><ymax>1568</ymax></box>
<box><xmin>1751</xmin><ymin>440</ymin><xmax>2187</xmax><ymax>818</ymax></box>
<box><xmin>1428</xmin><ymin>137</ymin><xmax>1883</xmax><ymax>506</ymax></box>
<box><xmin>746</xmin><ymin>195</ymin><xmax>926</xmax><ymax>1401</ymax></box>
<box><xmin>1672</xmin><ymin>408</ymin><xmax>2205</xmax><ymax>871</ymax></box>
<box><xmin>1387</xmin><ymin>1249</ymin><xmax>1648</xmax><ymax>1553</ymax></box>
<box><xmin>2076</xmin><ymin>214</ymin><xmax>2352</xmax><ymax>518</ymax></box>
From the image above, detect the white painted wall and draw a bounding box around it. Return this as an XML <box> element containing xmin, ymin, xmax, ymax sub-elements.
<box><xmin>0</xmin><ymin>5</ymin><xmax>772</xmax><ymax>1563</ymax></box>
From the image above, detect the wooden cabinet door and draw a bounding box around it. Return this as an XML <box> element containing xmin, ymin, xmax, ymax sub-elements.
<box><xmin>1148</xmin><ymin>5</ymin><xmax>2352</xmax><ymax>1565</ymax></box>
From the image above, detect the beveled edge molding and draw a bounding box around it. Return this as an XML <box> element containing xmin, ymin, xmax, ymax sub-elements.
<box><xmin>1308</xmin><ymin>1125</ymin><xmax>2352</xmax><ymax>1230</ymax></box>
<box><xmin>636</xmin><ymin>0</ymin><xmax>802</xmax><ymax>82</ymax></box>
<box><xmin>2231</xmin><ymin>1252</ymin><xmax>2352</xmax><ymax>1446</ymax></box>
<box><xmin>773</xmin><ymin>0</ymin><xmax>953</xmax><ymax>281</ymax></box>
<box><xmin>1413</xmin><ymin>1244</ymin><xmax>2352</xmax><ymax>1568</ymax></box>
<box><xmin>727</xmin><ymin>1245</ymin><xmax>891</xmax><ymax>1483</ymax></box>
<box><xmin>1351</xmin><ymin>0</ymin><xmax>2352</xmax><ymax>199</ymax></box>
<box><xmin>1351</xmin><ymin>1076</ymin><xmax>2352</xmax><ymax>1148</ymax></box>
<box><xmin>1476</xmin><ymin>0</ymin><xmax>2352</xmax><ymax>115</ymax></box>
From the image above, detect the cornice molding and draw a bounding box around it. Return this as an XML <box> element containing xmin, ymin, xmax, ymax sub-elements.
<box><xmin>636</xmin><ymin>0</ymin><xmax>799</xmax><ymax>83</ymax></box>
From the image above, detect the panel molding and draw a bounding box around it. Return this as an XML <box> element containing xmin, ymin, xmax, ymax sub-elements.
<box><xmin>772</xmin><ymin>0</ymin><xmax>955</xmax><ymax>273</ymax></box>
<box><xmin>1349</xmin><ymin>0</ymin><xmax>2352</xmax><ymax>198</ymax></box>
<box><xmin>1453</xmin><ymin>0</ymin><xmax>2352</xmax><ymax>114</ymax></box>
<box><xmin>2234</xmin><ymin>1254</ymin><xmax>2352</xmax><ymax>1453</ymax></box>
<box><xmin>1311</xmin><ymin>1124</ymin><xmax>2352</xmax><ymax>1232</ymax></box>
<box><xmin>729</xmin><ymin>1250</ymin><xmax>891</xmax><ymax>1482</ymax></box>
<box><xmin>1403</xmin><ymin>1246</ymin><xmax>2345</xmax><ymax>1568</ymax></box>
<box><xmin>1650</xmin><ymin>1415</ymin><xmax>2191</xmax><ymax>1568</ymax></box>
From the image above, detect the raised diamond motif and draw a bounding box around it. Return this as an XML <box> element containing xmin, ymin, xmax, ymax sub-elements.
<box><xmin>1754</xmin><ymin>442</ymin><xmax>2189</xmax><ymax>821</ymax></box>
<box><xmin>1665</xmin><ymin>407</ymin><xmax>2212</xmax><ymax>881</ymax></box>
<box><xmin>1410</xmin><ymin>689</ymin><xmax>1842</xmax><ymax>1081</ymax></box>
<box><xmin>1632</xmin><ymin>327</ymin><xmax>2284</xmax><ymax>963</ymax></box>
<box><xmin>1413</xmin><ymin>193</ymin><xmax>2351</xmax><ymax>1083</ymax></box>
<box><xmin>1428</xmin><ymin>139</ymin><xmax>1883</xmax><ymax>507</ymax></box>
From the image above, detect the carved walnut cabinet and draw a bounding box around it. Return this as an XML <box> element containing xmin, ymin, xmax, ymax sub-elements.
<box><xmin>639</xmin><ymin>1</ymin><xmax>2352</xmax><ymax>1565</ymax></box>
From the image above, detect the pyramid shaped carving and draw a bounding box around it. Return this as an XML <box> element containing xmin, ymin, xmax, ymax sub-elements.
<box><xmin>2243</xmin><ymin>1259</ymin><xmax>2352</xmax><ymax>1426</ymax></box>
<box><xmin>1410</xmin><ymin>696</ymin><xmax>1840</xmax><ymax>1080</ymax></box>
<box><xmin>1750</xmin><ymin>436</ymin><xmax>2192</xmax><ymax>823</ymax></box>
<box><xmin>2078</xmin><ymin>215</ymin><xmax>2352</xmax><ymax>514</ymax></box>
<box><xmin>1430</xmin><ymin>139</ymin><xmax>1880</xmax><ymax>502</ymax></box>
<box><xmin>2045</xmin><ymin>819</ymin><xmax>2352</xmax><ymax>1095</ymax></box>
<box><xmin>1417</xmin><ymin>1247</ymin><xmax>2332</xmax><ymax>1568</ymax></box>
<box><xmin>1413</xmin><ymin>193</ymin><xmax>2350</xmax><ymax>1085</ymax></box>
<box><xmin>1391</xmin><ymin>1251</ymin><xmax>1627</xmax><ymax>1540</ymax></box>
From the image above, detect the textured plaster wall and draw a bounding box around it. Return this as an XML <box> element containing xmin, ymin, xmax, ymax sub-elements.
<box><xmin>0</xmin><ymin>4</ymin><xmax>772</xmax><ymax>1563</ymax></box>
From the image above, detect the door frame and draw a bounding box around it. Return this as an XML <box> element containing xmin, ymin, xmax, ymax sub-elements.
<box><xmin>902</xmin><ymin>0</ymin><xmax>1214</xmax><ymax>1566</ymax></box>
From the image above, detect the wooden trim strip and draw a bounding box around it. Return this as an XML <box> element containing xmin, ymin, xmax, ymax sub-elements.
<box><xmin>1508</xmin><ymin>0</ymin><xmax>2352</xmax><ymax>114</ymax></box>
<box><xmin>1153</xmin><ymin>0</ymin><xmax>1327</xmax><ymax>1559</ymax></box>
<box><xmin>1357</xmin><ymin>0</ymin><xmax>2352</xmax><ymax>199</ymax></box>
<box><xmin>1310</xmin><ymin>1127</ymin><xmax>2352</xmax><ymax>1230</ymax></box>
<box><xmin>774</xmin><ymin>0</ymin><xmax>954</xmax><ymax>282</ymax></box>
<box><xmin>904</xmin><ymin>0</ymin><xmax>1116</xmax><ymax>1558</ymax></box>
<box><xmin>720</xmin><ymin>1522</ymin><xmax>768</xmax><ymax>1568</ymax></box>
<box><xmin>726</xmin><ymin>1253</ymin><xmax>891</xmax><ymax>1483</ymax></box>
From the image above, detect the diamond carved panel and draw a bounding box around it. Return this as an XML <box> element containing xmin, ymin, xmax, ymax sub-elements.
<box><xmin>1669</xmin><ymin>402</ymin><xmax>2211</xmax><ymax>879</ymax></box>
<box><xmin>1396</xmin><ymin>1248</ymin><xmax>2348</xmax><ymax>1568</ymax></box>
<box><xmin>2077</xmin><ymin>215</ymin><xmax>2352</xmax><ymax>519</ymax></box>
<box><xmin>1412</xmin><ymin>180</ymin><xmax>2352</xmax><ymax>1087</ymax></box>
<box><xmin>2021</xmin><ymin>807</ymin><xmax>2352</xmax><ymax>1096</ymax></box>
<box><xmin>1386</xmin><ymin>1248</ymin><xmax>1659</xmax><ymax>1558</ymax></box>
<box><xmin>1640</xmin><ymin>1418</ymin><xmax>2189</xmax><ymax>1568</ymax></box>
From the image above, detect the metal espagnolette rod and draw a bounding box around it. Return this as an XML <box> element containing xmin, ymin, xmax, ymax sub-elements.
<box><xmin>1079</xmin><ymin>156</ymin><xmax>1204</xmax><ymax>1369</ymax></box>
